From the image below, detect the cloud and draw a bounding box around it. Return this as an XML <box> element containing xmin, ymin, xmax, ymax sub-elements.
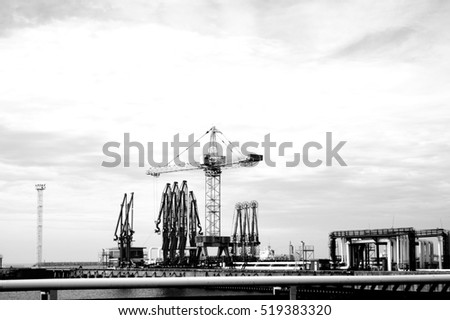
<box><xmin>0</xmin><ymin>0</ymin><xmax>115</xmax><ymax>31</ymax></box>
<box><xmin>331</xmin><ymin>27</ymin><xmax>416</xmax><ymax>60</ymax></box>
<box><xmin>0</xmin><ymin>123</ymin><xmax>100</xmax><ymax>166</ymax></box>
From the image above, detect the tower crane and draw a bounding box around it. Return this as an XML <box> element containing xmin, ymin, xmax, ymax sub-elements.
<box><xmin>147</xmin><ymin>126</ymin><xmax>262</xmax><ymax>262</ymax></box>
<box><xmin>147</xmin><ymin>126</ymin><xmax>263</xmax><ymax>237</ymax></box>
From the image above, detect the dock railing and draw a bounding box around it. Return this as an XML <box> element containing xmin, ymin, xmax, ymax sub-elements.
<box><xmin>2</xmin><ymin>274</ymin><xmax>450</xmax><ymax>300</ymax></box>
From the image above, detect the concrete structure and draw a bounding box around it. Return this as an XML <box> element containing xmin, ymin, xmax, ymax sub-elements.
<box><xmin>35</xmin><ymin>184</ymin><xmax>46</xmax><ymax>266</ymax></box>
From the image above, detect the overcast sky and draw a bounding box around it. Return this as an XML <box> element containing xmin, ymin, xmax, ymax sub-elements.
<box><xmin>1</xmin><ymin>0</ymin><xmax>449</xmax><ymax>264</ymax></box>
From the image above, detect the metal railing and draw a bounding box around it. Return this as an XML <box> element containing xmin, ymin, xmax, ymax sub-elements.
<box><xmin>2</xmin><ymin>274</ymin><xmax>450</xmax><ymax>300</ymax></box>
<box><xmin>330</xmin><ymin>227</ymin><xmax>415</xmax><ymax>238</ymax></box>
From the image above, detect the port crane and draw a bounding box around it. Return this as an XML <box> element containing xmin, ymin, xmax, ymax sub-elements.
<box><xmin>147</xmin><ymin>127</ymin><xmax>262</xmax><ymax>263</ymax></box>
<box><xmin>155</xmin><ymin>181</ymin><xmax>203</xmax><ymax>265</ymax></box>
<box><xmin>231</xmin><ymin>201</ymin><xmax>260</xmax><ymax>261</ymax></box>
<box><xmin>113</xmin><ymin>193</ymin><xmax>135</xmax><ymax>267</ymax></box>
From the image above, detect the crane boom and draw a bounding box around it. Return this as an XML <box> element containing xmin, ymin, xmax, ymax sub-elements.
<box><xmin>146</xmin><ymin>157</ymin><xmax>260</xmax><ymax>176</ymax></box>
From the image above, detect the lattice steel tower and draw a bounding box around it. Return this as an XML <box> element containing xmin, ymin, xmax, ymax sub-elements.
<box><xmin>35</xmin><ymin>184</ymin><xmax>46</xmax><ymax>266</ymax></box>
<box><xmin>202</xmin><ymin>128</ymin><xmax>224</xmax><ymax>236</ymax></box>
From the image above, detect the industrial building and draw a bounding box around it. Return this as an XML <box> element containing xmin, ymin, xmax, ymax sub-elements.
<box><xmin>329</xmin><ymin>227</ymin><xmax>450</xmax><ymax>271</ymax></box>
<box><xmin>101</xmin><ymin>247</ymin><xmax>146</xmax><ymax>267</ymax></box>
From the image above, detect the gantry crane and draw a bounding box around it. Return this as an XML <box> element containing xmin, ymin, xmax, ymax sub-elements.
<box><xmin>147</xmin><ymin>126</ymin><xmax>262</xmax><ymax>262</ymax></box>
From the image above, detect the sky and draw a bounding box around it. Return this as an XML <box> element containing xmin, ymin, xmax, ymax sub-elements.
<box><xmin>0</xmin><ymin>0</ymin><xmax>449</xmax><ymax>265</ymax></box>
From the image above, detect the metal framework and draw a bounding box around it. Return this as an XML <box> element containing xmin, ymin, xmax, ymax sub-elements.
<box><xmin>330</xmin><ymin>227</ymin><xmax>415</xmax><ymax>238</ymax></box>
<box><xmin>298</xmin><ymin>244</ymin><xmax>315</xmax><ymax>262</ymax></box>
<box><xmin>188</xmin><ymin>191</ymin><xmax>202</xmax><ymax>261</ymax></box>
<box><xmin>147</xmin><ymin>126</ymin><xmax>263</xmax><ymax>240</ymax></box>
<box><xmin>35</xmin><ymin>184</ymin><xmax>46</xmax><ymax>266</ymax></box>
<box><xmin>154</xmin><ymin>181</ymin><xmax>203</xmax><ymax>265</ymax></box>
<box><xmin>416</xmin><ymin>229</ymin><xmax>450</xmax><ymax>269</ymax></box>
<box><xmin>205</xmin><ymin>169</ymin><xmax>221</xmax><ymax>236</ymax></box>
<box><xmin>231</xmin><ymin>201</ymin><xmax>260</xmax><ymax>261</ymax></box>
<box><xmin>329</xmin><ymin>227</ymin><xmax>450</xmax><ymax>271</ymax></box>
<box><xmin>113</xmin><ymin>193</ymin><xmax>135</xmax><ymax>267</ymax></box>
<box><xmin>249</xmin><ymin>200</ymin><xmax>260</xmax><ymax>257</ymax></box>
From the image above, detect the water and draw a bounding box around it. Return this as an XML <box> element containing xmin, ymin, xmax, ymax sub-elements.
<box><xmin>0</xmin><ymin>288</ymin><xmax>201</xmax><ymax>300</ymax></box>
<box><xmin>0</xmin><ymin>288</ymin><xmax>269</xmax><ymax>300</ymax></box>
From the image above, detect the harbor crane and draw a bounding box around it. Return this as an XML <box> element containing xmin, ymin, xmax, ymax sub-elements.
<box><xmin>147</xmin><ymin>126</ymin><xmax>262</xmax><ymax>262</ymax></box>
<box><xmin>114</xmin><ymin>193</ymin><xmax>135</xmax><ymax>267</ymax></box>
<box><xmin>231</xmin><ymin>201</ymin><xmax>260</xmax><ymax>261</ymax></box>
<box><xmin>155</xmin><ymin>181</ymin><xmax>203</xmax><ymax>265</ymax></box>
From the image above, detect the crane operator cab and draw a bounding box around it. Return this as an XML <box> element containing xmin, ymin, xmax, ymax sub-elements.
<box><xmin>203</xmin><ymin>153</ymin><xmax>226</xmax><ymax>167</ymax></box>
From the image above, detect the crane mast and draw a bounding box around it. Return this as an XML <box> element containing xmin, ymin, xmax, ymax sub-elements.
<box><xmin>203</xmin><ymin>127</ymin><xmax>226</xmax><ymax>236</ymax></box>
